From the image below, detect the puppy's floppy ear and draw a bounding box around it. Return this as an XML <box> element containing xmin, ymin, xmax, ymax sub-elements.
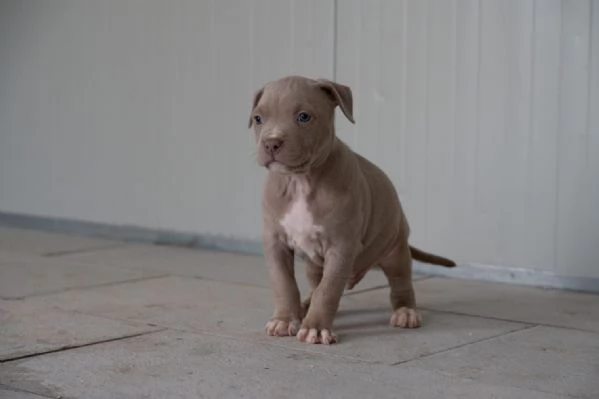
<box><xmin>248</xmin><ymin>88</ymin><xmax>264</xmax><ymax>128</ymax></box>
<box><xmin>315</xmin><ymin>79</ymin><xmax>355</xmax><ymax>124</ymax></box>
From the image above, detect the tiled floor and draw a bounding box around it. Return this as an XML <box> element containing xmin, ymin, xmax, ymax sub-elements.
<box><xmin>0</xmin><ymin>227</ymin><xmax>597</xmax><ymax>399</ymax></box>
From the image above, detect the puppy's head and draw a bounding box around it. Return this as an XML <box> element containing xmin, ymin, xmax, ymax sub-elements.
<box><xmin>248</xmin><ymin>76</ymin><xmax>354</xmax><ymax>173</ymax></box>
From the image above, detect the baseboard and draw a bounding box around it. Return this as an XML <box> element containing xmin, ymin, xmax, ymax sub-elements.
<box><xmin>1</xmin><ymin>211</ymin><xmax>597</xmax><ymax>294</ymax></box>
<box><xmin>0</xmin><ymin>211</ymin><xmax>264</xmax><ymax>256</ymax></box>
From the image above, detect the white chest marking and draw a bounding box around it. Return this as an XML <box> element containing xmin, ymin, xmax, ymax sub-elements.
<box><xmin>280</xmin><ymin>195</ymin><xmax>324</xmax><ymax>260</ymax></box>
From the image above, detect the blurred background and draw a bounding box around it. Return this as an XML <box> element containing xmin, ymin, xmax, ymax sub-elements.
<box><xmin>0</xmin><ymin>0</ymin><xmax>597</xmax><ymax>290</ymax></box>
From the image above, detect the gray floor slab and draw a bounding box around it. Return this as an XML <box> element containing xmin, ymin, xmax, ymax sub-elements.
<box><xmin>0</xmin><ymin>330</ymin><xmax>572</xmax><ymax>399</ymax></box>
<box><xmin>412</xmin><ymin>325</ymin><xmax>599</xmax><ymax>399</ymax></box>
<box><xmin>0</xmin><ymin>250</ymin><xmax>166</xmax><ymax>299</ymax></box>
<box><xmin>61</xmin><ymin>243</ymin><xmax>422</xmax><ymax>293</ymax></box>
<box><xmin>412</xmin><ymin>277</ymin><xmax>599</xmax><ymax>333</ymax></box>
<box><xmin>27</xmin><ymin>276</ymin><xmax>528</xmax><ymax>365</ymax></box>
<box><xmin>62</xmin><ymin>244</ymin><xmax>271</xmax><ymax>285</ymax></box>
<box><xmin>24</xmin><ymin>276</ymin><xmax>274</xmax><ymax>335</ymax></box>
<box><xmin>0</xmin><ymin>299</ymin><xmax>160</xmax><ymax>361</ymax></box>
<box><xmin>0</xmin><ymin>227</ymin><xmax>120</xmax><ymax>256</ymax></box>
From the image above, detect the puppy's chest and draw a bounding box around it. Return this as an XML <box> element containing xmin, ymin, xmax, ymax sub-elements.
<box><xmin>279</xmin><ymin>197</ymin><xmax>324</xmax><ymax>262</ymax></box>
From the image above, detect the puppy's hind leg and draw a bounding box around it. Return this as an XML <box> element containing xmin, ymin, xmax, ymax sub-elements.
<box><xmin>379</xmin><ymin>242</ymin><xmax>422</xmax><ymax>328</ymax></box>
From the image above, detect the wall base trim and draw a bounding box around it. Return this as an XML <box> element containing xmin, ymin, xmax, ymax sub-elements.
<box><xmin>1</xmin><ymin>211</ymin><xmax>597</xmax><ymax>294</ymax></box>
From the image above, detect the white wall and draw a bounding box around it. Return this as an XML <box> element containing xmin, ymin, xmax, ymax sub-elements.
<box><xmin>1</xmin><ymin>0</ymin><xmax>598</xmax><ymax>279</ymax></box>
<box><xmin>0</xmin><ymin>0</ymin><xmax>334</xmax><ymax>244</ymax></box>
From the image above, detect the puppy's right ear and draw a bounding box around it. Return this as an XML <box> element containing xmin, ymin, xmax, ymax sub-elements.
<box><xmin>248</xmin><ymin>88</ymin><xmax>264</xmax><ymax>128</ymax></box>
<box><xmin>315</xmin><ymin>79</ymin><xmax>355</xmax><ymax>124</ymax></box>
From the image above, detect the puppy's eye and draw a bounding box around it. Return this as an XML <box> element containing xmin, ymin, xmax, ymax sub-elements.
<box><xmin>297</xmin><ymin>112</ymin><xmax>312</xmax><ymax>124</ymax></box>
<box><xmin>253</xmin><ymin>115</ymin><xmax>263</xmax><ymax>125</ymax></box>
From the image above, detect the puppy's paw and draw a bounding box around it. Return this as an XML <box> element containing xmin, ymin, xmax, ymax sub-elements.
<box><xmin>390</xmin><ymin>307</ymin><xmax>422</xmax><ymax>328</ymax></box>
<box><xmin>297</xmin><ymin>327</ymin><xmax>337</xmax><ymax>345</ymax></box>
<box><xmin>265</xmin><ymin>318</ymin><xmax>300</xmax><ymax>337</ymax></box>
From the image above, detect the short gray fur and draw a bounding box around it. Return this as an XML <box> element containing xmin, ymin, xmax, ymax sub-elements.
<box><xmin>1</xmin><ymin>211</ymin><xmax>597</xmax><ymax>294</ymax></box>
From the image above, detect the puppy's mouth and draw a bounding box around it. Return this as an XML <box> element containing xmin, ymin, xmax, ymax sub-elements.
<box><xmin>265</xmin><ymin>161</ymin><xmax>287</xmax><ymax>173</ymax></box>
<box><xmin>265</xmin><ymin>158</ymin><xmax>310</xmax><ymax>174</ymax></box>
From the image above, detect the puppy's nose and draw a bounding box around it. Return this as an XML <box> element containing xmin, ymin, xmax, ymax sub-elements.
<box><xmin>263</xmin><ymin>139</ymin><xmax>283</xmax><ymax>154</ymax></box>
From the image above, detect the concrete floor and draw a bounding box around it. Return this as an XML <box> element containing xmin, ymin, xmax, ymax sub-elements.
<box><xmin>0</xmin><ymin>227</ymin><xmax>597</xmax><ymax>399</ymax></box>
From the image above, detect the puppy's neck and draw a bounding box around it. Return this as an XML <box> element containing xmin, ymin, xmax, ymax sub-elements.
<box><xmin>285</xmin><ymin>175</ymin><xmax>313</xmax><ymax>198</ymax></box>
<box><xmin>304</xmin><ymin>136</ymin><xmax>343</xmax><ymax>175</ymax></box>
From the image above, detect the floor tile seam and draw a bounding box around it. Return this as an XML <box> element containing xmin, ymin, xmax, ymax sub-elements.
<box><xmin>0</xmin><ymin>384</ymin><xmax>54</xmax><ymax>399</ymax></box>
<box><xmin>43</xmin><ymin>243</ymin><xmax>128</xmax><ymax>257</ymax></box>
<box><xmin>389</xmin><ymin>324</ymin><xmax>538</xmax><ymax>367</ymax></box>
<box><xmin>191</xmin><ymin>276</ymin><xmax>271</xmax><ymax>289</ymax></box>
<box><xmin>0</xmin><ymin>274</ymin><xmax>171</xmax><ymax>301</ymax></box>
<box><xmin>8</xmin><ymin>306</ymin><xmax>164</xmax><ymax>332</ymax></box>
<box><xmin>396</xmin><ymin>366</ymin><xmax>590</xmax><ymax>399</ymax></box>
<box><xmin>0</xmin><ymin>329</ymin><xmax>165</xmax><ymax>364</ymax></box>
<box><xmin>418</xmin><ymin>306</ymin><xmax>599</xmax><ymax>335</ymax></box>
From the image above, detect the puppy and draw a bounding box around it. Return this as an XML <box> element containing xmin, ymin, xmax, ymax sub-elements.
<box><xmin>249</xmin><ymin>76</ymin><xmax>455</xmax><ymax>344</ymax></box>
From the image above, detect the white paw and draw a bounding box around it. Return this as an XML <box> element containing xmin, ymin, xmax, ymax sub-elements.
<box><xmin>265</xmin><ymin>319</ymin><xmax>300</xmax><ymax>337</ymax></box>
<box><xmin>297</xmin><ymin>327</ymin><xmax>337</xmax><ymax>345</ymax></box>
<box><xmin>390</xmin><ymin>307</ymin><xmax>421</xmax><ymax>328</ymax></box>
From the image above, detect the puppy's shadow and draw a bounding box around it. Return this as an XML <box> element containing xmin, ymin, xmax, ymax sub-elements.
<box><xmin>334</xmin><ymin>305</ymin><xmax>484</xmax><ymax>341</ymax></box>
<box><xmin>337</xmin><ymin>306</ymin><xmax>388</xmax><ymax>318</ymax></box>
<box><xmin>335</xmin><ymin>306</ymin><xmax>397</xmax><ymax>338</ymax></box>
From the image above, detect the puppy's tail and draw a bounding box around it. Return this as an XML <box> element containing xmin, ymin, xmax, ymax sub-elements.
<box><xmin>409</xmin><ymin>245</ymin><xmax>456</xmax><ymax>267</ymax></box>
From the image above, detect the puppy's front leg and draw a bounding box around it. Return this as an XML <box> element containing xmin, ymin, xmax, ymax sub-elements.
<box><xmin>264</xmin><ymin>233</ymin><xmax>302</xmax><ymax>337</ymax></box>
<box><xmin>297</xmin><ymin>248</ymin><xmax>354</xmax><ymax>345</ymax></box>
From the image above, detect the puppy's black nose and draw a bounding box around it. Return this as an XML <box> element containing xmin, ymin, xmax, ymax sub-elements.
<box><xmin>263</xmin><ymin>139</ymin><xmax>283</xmax><ymax>154</ymax></box>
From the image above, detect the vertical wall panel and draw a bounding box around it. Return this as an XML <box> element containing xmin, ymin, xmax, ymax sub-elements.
<box><xmin>453</xmin><ymin>0</ymin><xmax>481</xmax><ymax>260</ymax></box>
<box><xmin>528</xmin><ymin>0</ymin><xmax>561</xmax><ymax>273</ymax></box>
<box><xmin>353</xmin><ymin>0</ymin><xmax>382</xmax><ymax>160</ymax></box>
<box><xmin>336</xmin><ymin>0</ymin><xmax>599</xmax><ymax>277</ymax></box>
<box><xmin>378</xmin><ymin>0</ymin><xmax>408</xmax><ymax>188</ymax></box>
<box><xmin>334</xmin><ymin>0</ymin><xmax>360</xmax><ymax>146</ymax></box>
<box><xmin>475</xmin><ymin>0</ymin><xmax>509</xmax><ymax>264</ymax></box>
<box><xmin>556</xmin><ymin>0</ymin><xmax>597</xmax><ymax>277</ymax></box>
<box><xmin>424</xmin><ymin>0</ymin><xmax>456</xmax><ymax>256</ymax></box>
<box><xmin>400</xmin><ymin>0</ymin><xmax>429</xmax><ymax>244</ymax></box>
<box><xmin>250</xmin><ymin>0</ymin><xmax>293</xmax><ymax>87</ymax></box>
<box><xmin>498</xmin><ymin>0</ymin><xmax>535</xmax><ymax>269</ymax></box>
<box><xmin>590</xmin><ymin>0</ymin><xmax>599</xmax><ymax>177</ymax></box>
<box><xmin>589</xmin><ymin>1</ymin><xmax>599</xmax><ymax>276</ymax></box>
<box><xmin>290</xmin><ymin>0</ymin><xmax>335</xmax><ymax>79</ymax></box>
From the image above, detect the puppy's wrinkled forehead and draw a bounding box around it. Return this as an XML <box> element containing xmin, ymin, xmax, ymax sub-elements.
<box><xmin>249</xmin><ymin>76</ymin><xmax>354</xmax><ymax>128</ymax></box>
<box><xmin>256</xmin><ymin>77</ymin><xmax>330</xmax><ymax>116</ymax></box>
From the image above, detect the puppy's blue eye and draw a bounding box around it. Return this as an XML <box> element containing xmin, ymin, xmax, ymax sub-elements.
<box><xmin>254</xmin><ymin>115</ymin><xmax>263</xmax><ymax>125</ymax></box>
<box><xmin>297</xmin><ymin>112</ymin><xmax>311</xmax><ymax>123</ymax></box>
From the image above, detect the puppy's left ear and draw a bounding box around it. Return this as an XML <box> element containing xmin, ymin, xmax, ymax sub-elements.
<box><xmin>248</xmin><ymin>88</ymin><xmax>264</xmax><ymax>128</ymax></box>
<box><xmin>316</xmin><ymin>79</ymin><xmax>355</xmax><ymax>124</ymax></box>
